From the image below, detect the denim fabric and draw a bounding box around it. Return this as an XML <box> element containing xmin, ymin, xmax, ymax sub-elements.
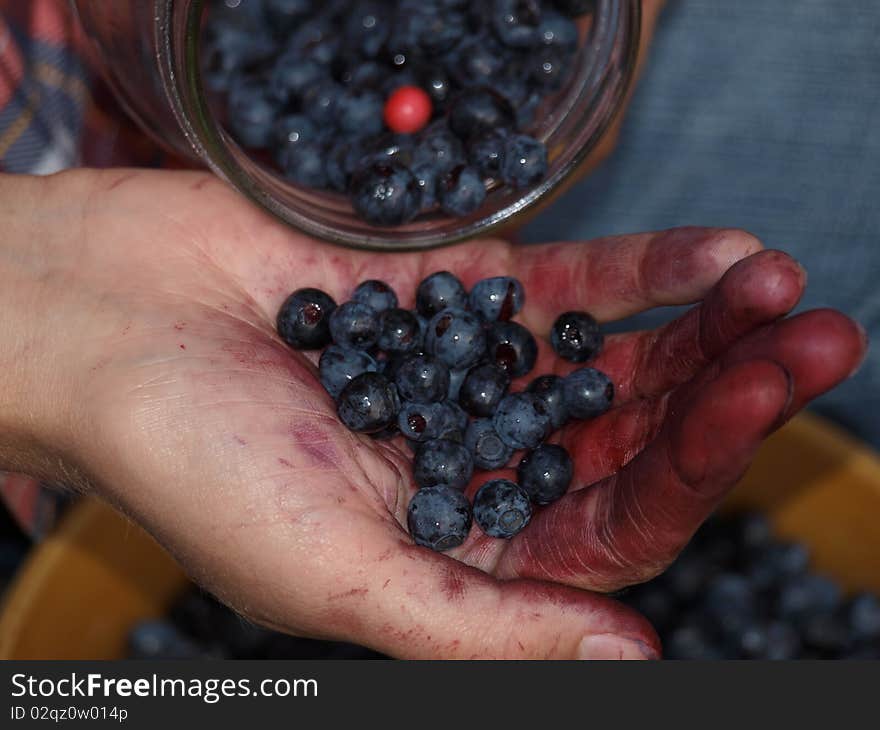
<box><xmin>524</xmin><ymin>0</ymin><xmax>880</xmax><ymax>447</ymax></box>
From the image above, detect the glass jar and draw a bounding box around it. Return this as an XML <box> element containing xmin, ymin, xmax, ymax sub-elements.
<box><xmin>72</xmin><ymin>0</ymin><xmax>641</xmax><ymax>250</ymax></box>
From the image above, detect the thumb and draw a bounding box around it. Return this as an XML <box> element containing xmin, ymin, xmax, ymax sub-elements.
<box><xmin>317</xmin><ymin>541</ymin><xmax>660</xmax><ymax>660</ymax></box>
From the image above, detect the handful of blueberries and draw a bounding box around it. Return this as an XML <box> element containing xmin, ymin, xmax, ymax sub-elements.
<box><xmin>276</xmin><ymin>271</ymin><xmax>613</xmax><ymax>550</ymax></box>
<box><xmin>203</xmin><ymin>0</ymin><xmax>595</xmax><ymax>226</ymax></box>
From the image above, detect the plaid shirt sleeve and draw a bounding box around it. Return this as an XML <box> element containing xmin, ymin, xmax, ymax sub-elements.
<box><xmin>0</xmin><ymin>0</ymin><xmax>167</xmax><ymax>537</ymax></box>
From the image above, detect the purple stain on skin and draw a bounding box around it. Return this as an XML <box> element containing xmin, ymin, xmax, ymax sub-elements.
<box><xmin>290</xmin><ymin>423</ymin><xmax>338</xmax><ymax>468</ymax></box>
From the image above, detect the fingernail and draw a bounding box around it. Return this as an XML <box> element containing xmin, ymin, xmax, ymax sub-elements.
<box><xmin>576</xmin><ymin>634</ymin><xmax>660</xmax><ymax>661</ymax></box>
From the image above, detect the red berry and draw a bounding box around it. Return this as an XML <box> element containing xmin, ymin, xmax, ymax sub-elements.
<box><xmin>384</xmin><ymin>86</ymin><xmax>433</xmax><ymax>134</ymax></box>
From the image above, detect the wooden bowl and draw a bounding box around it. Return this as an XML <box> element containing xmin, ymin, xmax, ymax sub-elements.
<box><xmin>1</xmin><ymin>412</ymin><xmax>879</xmax><ymax>659</ymax></box>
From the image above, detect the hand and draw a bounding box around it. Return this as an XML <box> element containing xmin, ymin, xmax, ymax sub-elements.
<box><xmin>0</xmin><ymin>169</ymin><xmax>865</xmax><ymax>659</ymax></box>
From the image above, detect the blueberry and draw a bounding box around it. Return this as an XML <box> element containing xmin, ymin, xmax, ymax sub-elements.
<box><xmin>762</xmin><ymin>621</ymin><xmax>803</xmax><ymax>660</ymax></box>
<box><xmin>352</xmin><ymin>280</ymin><xmax>399</xmax><ymax>313</ymax></box>
<box><xmin>276</xmin><ymin>287</ymin><xmax>337</xmax><ymax>350</ymax></box>
<box><xmin>777</xmin><ymin>574</ymin><xmax>841</xmax><ymax>624</ymax></box>
<box><xmin>802</xmin><ymin>613</ymin><xmax>850</xmax><ymax>654</ymax></box>
<box><xmin>378</xmin><ymin>308</ymin><xmax>422</xmax><ymax>354</ymax></box>
<box><xmin>319</xmin><ymin>345</ymin><xmax>379</xmax><ymax>399</ymax></box>
<box><xmin>415</xmin><ymin>271</ymin><xmax>468</xmax><ymax>318</ymax></box>
<box><xmin>278</xmin><ymin>141</ymin><xmax>329</xmax><ymax>188</ymax></box>
<box><xmin>411</xmin><ymin>162</ymin><xmax>439</xmax><ymax>211</ymax></box>
<box><xmin>446</xmin><ymin>34</ymin><xmax>509</xmax><ymax>88</ymax></box>
<box><xmin>344</xmin><ymin>1</ymin><xmax>391</xmax><ymax>58</ymax></box>
<box><xmin>664</xmin><ymin>623</ymin><xmax>723</xmax><ymax>661</ymax></box>
<box><xmin>398</xmin><ymin>401</ymin><xmax>450</xmax><ymax>442</ymax></box>
<box><xmin>491</xmin><ymin>0</ymin><xmax>542</xmax><ymax>48</ymax></box>
<box><xmin>746</xmin><ymin>542</ymin><xmax>810</xmax><ymax>590</ymax></box>
<box><xmin>551</xmin><ymin>0</ymin><xmax>597</xmax><ymax>18</ymax></box>
<box><xmin>329</xmin><ymin>301</ymin><xmax>382</xmax><ymax>350</ymax></box>
<box><xmin>203</xmin><ymin>22</ymin><xmax>277</xmax><ymax>93</ymax></box>
<box><xmin>473</xmin><ymin>479</ymin><xmax>532</xmax><ymax>538</ymax></box>
<box><xmin>443</xmin><ymin>399</ymin><xmax>470</xmax><ymax>432</ymax></box>
<box><xmin>493</xmin><ymin>393</ymin><xmax>551</xmax><ymax>450</ymax></box>
<box><xmin>337</xmin><ymin>90</ymin><xmax>385</xmax><ymax>136</ymax></box>
<box><xmin>413</xmin><ymin>438</ymin><xmax>474</xmax><ymax>491</ymax></box>
<box><xmin>264</xmin><ymin>0</ymin><xmax>314</xmax><ymax>32</ymax></box>
<box><xmin>390</xmin><ymin>6</ymin><xmax>466</xmax><ymax>58</ymax></box>
<box><xmin>469</xmin><ymin>276</ymin><xmax>524</xmax><ymax>321</ymax></box>
<box><xmin>501</xmin><ymin>134</ymin><xmax>548</xmax><ymax>188</ymax></box>
<box><xmin>529</xmin><ymin>46</ymin><xmax>572</xmax><ymax>90</ymax></box>
<box><xmin>412</xmin><ymin>123</ymin><xmax>466</xmax><ymax>174</ymax></box>
<box><xmin>526</xmin><ymin>374</ymin><xmax>568</xmax><ymax>429</ymax></box>
<box><xmin>407</xmin><ymin>485</ymin><xmax>472</xmax><ymax>552</ymax></box>
<box><xmin>458</xmin><ymin>363</ymin><xmax>510</xmax><ymax>417</ymax></box>
<box><xmin>703</xmin><ymin>574</ymin><xmax>757</xmax><ymax>637</ymax></box>
<box><xmin>272</xmin><ymin>114</ymin><xmax>320</xmax><ymax>157</ymax></box>
<box><xmin>350</xmin><ymin>162</ymin><xmax>422</xmax><ymax>226</ymax></box>
<box><xmin>465</xmin><ymin>418</ymin><xmax>514</xmax><ymax>470</ymax></box>
<box><xmin>227</xmin><ymin>77</ymin><xmax>279</xmax><ymax>149</ymax></box>
<box><xmin>563</xmin><ymin>367</ymin><xmax>614</xmax><ymax>419</ymax></box>
<box><xmin>467</xmin><ymin>129</ymin><xmax>510</xmax><ymax>179</ymax></box>
<box><xmin>551</xmin><ymin>310</ymin><xmax>603</xmax><ymax>362</ymax></box>
<box><xmin>336</xmin><ymin>372</ymin><xmax>400</xmax><ymax>433</ymax></box>
<box><xmin>394</xmin><ymin>354</ymin><xmax>450</xmax><ymax>403</ymax></box>
<box><xmin>343</xmin><ymin>60</ymin><xmax>385</xmax><ymax>88</ymax></box>
<box><xmin>302</xmin><ymin>80</ymin><xmax>344</xmax><ymax>126</ymax></box>
<box><xmin>517</xmin><ymin>443</ymin><xmax>573</xmax><ymax>505</ymax></box>
<box><xmin>128</xmin><ymin>620</ymin><xmax>203</xmax><ymax>660</ymax></box>
<box><xmin>439</xmin><ymin>165</ymin><xmax>486</xmax><ymax>216</ymax></box>
<box><xmin>419</xmin><ymin>65</ymin><xmax>453</xmax><ymax>109</ymax></box>
<box><xmin>289</xmin><ymin>18</ymin><xmax>341</xmax><ymax>66</ymax></box>
<box><xmin>269</xmin><ymin>55</ymin><xmax>325</xmax><ymax>105</ymax></box>
<box><xmin>449</xmin><ymin>87</ymin><xmax>516</xmax><ymax>140</ymax></box>
<box><xmin>425</xmin><ymin>308</ymin><xmax>487</xmax><ymax>370</ymax></box>
<box><xmin>486</xmin><ymin>321</ymin><xmax>537</xmax><ymax>377</ymax></box>
<box><xmin>848</xmin><ymin>594</ymin><xmax>880</xmax><ymax>641</ymax></box>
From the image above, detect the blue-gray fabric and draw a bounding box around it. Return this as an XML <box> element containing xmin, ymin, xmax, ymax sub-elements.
<box><xmin>524</xmin><ymin>0</ymin><xmax>880</xmax><ymax>448</ymax></box>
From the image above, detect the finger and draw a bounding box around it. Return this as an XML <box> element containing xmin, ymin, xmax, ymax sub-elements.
<box><xmin>498</xmin><ymin>309</ymin><xmax>867</xmax><ymax>591</ymax></box>
<box><xmin>497</xmin><ymin>359</ymin><xmax>792</xmax><ymax>592</ymax></box>
<box><xmin>509</xmin><ymin>227</ymin><xmax>763</xmax><ymax>332</ymax></box>
<box><xmin>516</xmin><ymin>248</ymin><xmax>806</xmax><ymax>399</ymax></box>
<box><xmin>296</xmin><ymin>524</ymin><xmax>660</xmax><ymax>660</ymax></box>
